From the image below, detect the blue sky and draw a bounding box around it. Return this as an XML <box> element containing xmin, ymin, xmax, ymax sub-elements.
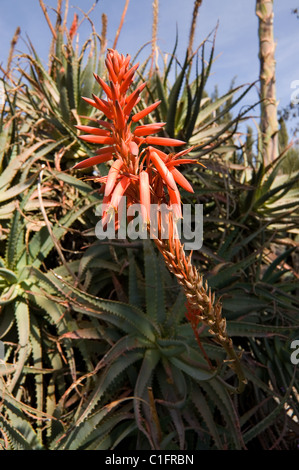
<box><xmin>0</xmin><ymin>0</ymin><xmax>298</xmax><ymax>135</ymax></box>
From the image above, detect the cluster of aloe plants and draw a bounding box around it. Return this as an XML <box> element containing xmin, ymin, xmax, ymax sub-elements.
<box><xmin>0</xmin><ymin>0</ymin><xmax>298</xmax><ymax>450</ymax></box>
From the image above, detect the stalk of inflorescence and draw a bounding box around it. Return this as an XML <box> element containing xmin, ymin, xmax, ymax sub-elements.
<box><xmin>73</xmin><ymin>48</ymin><xmax>247</xmax><ymax>393</ymax></box>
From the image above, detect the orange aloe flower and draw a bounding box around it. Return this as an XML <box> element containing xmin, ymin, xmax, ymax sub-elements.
<box><xmin>73</xmin><ymin>48</ymin><xmax>201</xmax><ymax>226</ymax></box>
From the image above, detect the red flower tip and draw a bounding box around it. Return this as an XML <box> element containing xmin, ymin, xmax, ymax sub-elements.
<box><xmin>131</xmin><ymin>101</ymin><xmax>161</xmax><ymax>122</ymax></box>
<box><xmin>150</xmin><ymin>151</ymin><xmax>178</xmax><ymax>191</ymax></box>
<box><xmin>92</xmin><ymin>94</ymin><xmax>112</xmax><ymax>118</ymax></box>
<box><xmin>69</xmin><ymin>13</ymin><xmax>78</xmax><ymax>40</ymax></box>
<box><xmin>139</xmin><ymin>170</ymin><xmax>151</xmax><ymax>224</ymax></box>
<box><xmin>74</xmin><ymin>49</ymin><xmax>205</xmax><ymax>228</ymax></box>
<box><xmin>169</xmin><ymin>167</ymin><xmax>194</xmax><ymax>193</ymax></box>
<box><xmin>110</xmin><ymin>176</ymin><xmax>131</xmax><ymax>210</ymax></box>
<box><xmin>167</xmin><ymin>158</ymin><xmax>195</xmax><ymax>166</ymax></box>
<box><xmin>93</xmin><ymin>74</ymin><xmax>113</xmax><ymax>100</ymax></box>
<box><xmin>105</xmin><ymin>57</ymin><xmax>118</xmax><ymax>83</ymax></box>
<box><xmin>168</xmin><ymin>185</ymin><xmax>182</xmax><ymax>220</ymax></box>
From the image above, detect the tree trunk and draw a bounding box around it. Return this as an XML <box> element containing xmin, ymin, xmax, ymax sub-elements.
<box><xmin>256</xmin><ymin>0</ymin><xmax>279</xmax><ymax>166</ymax></box>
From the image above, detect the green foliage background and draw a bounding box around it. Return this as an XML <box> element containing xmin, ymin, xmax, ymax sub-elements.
<box><xmin>0</xmin><ymin>1</ymin><xmax>298</xmax><ymax>450</ymax></box>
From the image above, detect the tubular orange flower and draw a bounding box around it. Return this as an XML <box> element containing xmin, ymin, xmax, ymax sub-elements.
<box><xmin>93</xmin><ymin>74</ymin><xmax>113</xmax><ymax>99</ymax></box>
<box><xmin>139</xmin><ymin>170</ymin><xmax>151</xmax><ymax>224</ymax></box>
<box><xmin>114</xmin><ymin>100</ymin><xmax>126</xmax><ymax>129</ymax></box>
<box><xmin>125</xmin><ymin>82</ymin><xmax>147</xmax><ymax>107</ymax></box>
<box><xmin>149</xmin><ymin>151</ymin><xmax>178</xmax><ymax>191</ymax></box>
<box><xmin>129</xmin><ymin>141</ymin><xmax>138</xmax><ymax>156</ymax></box>
<box><xmin>75</xmin><ymin>125</ymin><xmax>111</xmax><ymax>136</ymax></box>
<box><xmin>172</xmin><ymin>147</ymin><xmax>195</xmax><ymax>159</ymax></box>
<box><xmin>131</xmin><ymin>100</ymin><xmax>161</xmax><ymax>122</ymax></box>
<box><xmin>101</xmin><ymin>193</ymin><xmax>112</xmax><ymax>228</ymax></box>
<box><xmin>150</xmin><ymin>147</ymin><xmax>168</xmax><ymax>161</ymax></box>
<box><xmin>105</xmin><ymin>56</ymin><xmax>118</xmax><ymax>83</ymax></box>
<box><xmin>73</xmin><ymin>151</ymin><xmax>113</xmax><ymax>170</ymax></box>
<box><xmin>168</xmin><ymin>184</ymin><xmax>182</xmax><ymax>220</ymax></box>
<box><xmin>105</xmin><ymin>159</ymin><xmax>124</xmax><ymax>197</ymax></box>
<box><xmin>79</xmin><ymin>135</ymin><xmax>115</xmax><ymax>145</ymax></box>
<box><xmin>97</xmin><ymin>120</ymin><xmax>113</xmax><ymax>130</ymax></box>
<box><xmin>169</xmin><ymin>166</ymin><xmax>194</xmax><ymax>193</ymax></box>
<box><xmin>110</xmin><ymin>176</ymin><xmax>131</xmax><ymax>210</ymax></box>
<box><xmin>81</xmin><ymin>97</ymin><xmax>113</xmax><ymax>119</ymax></box>
<box><xmin>133</xmin><ymin>123</ymin><xmax>166</xmax><ymax>137</ymax></box>
<box><xmin>69</xmin><ymin>13</ymin><xmax>78</xmax><ymax>41</ymax></box>
<box><xmin>166</xmin><ymin>159</ymin><xmax>198</xmax><ymax>166</ymax></box>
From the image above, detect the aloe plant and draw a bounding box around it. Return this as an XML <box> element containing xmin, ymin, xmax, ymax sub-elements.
<box><xmin>0</xmin><ymin>0</ymin><xmax>298</xmax><ymax>452</ymax></box>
